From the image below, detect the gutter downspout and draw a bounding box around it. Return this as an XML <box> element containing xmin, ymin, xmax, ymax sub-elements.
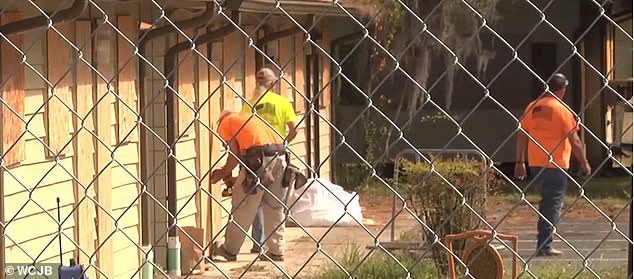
<box><xmin>163</xmin><ymin>15</ymin><xmax>237</xmax><ymax>276</ymax></box>
<box><xmin>137</xmin><ymin>6</ymin><xmax>216</xmax><ymax>278</ymax></box>
<box><xmin>312</xmin><ymin>36</ymin><xmax>321</xmax><ymax>177</ymax></box>
<box><xmin>303</xmin><ymin>15</ymin><xmax>315</xmax><ymax>178</ymax></box>
<box><xmin>0</xmin><ymin>1</ymin><xmax>88</xmax><ymax>278</ymax></box>
<box><xmin>137</xmin><ymin>1</ymin><xmax>215</xmax><ymax>249</ymax></box>
<box><xmin>305</xmin><ymin>49</ymin><xmax>313</xmax><ymax>177</ymax></box>
<box><xmin>0</xmin><ymin>0</ymin><xmax>88</xmax><ymax>34</ymax></box>
<box><xmin>256</xmin><ymin>26</ymin><xmax>302</xmax><ymax>48</ymax></box>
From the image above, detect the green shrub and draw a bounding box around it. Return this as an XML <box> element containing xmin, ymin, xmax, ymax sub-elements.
<box><xmin>335</xmin><ymin>163</ymin><xmax>371</xmax><ymax>192</ymax></box>
<box><xmin>335</xmin><ymin>163</ymin><xmax>399</xmax><ymax>196</ymax></box>
<box><xmin>395</xmin><ymin>154</ymin><xmax>502</xmax><ymax>275</ymax></box>
<box><xmin>518</xmin><ymin>264</ymin><xmax>627</xmax><ymax>279</ymax></box>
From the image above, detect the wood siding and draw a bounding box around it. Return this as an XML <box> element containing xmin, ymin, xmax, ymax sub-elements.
<box><xmin>1</xmin><ymin>12</ymin><xmax>26</xmax><ymax>166</ymax></box>
<box><xmin>2</xmin><ymin>13</ymin><xmax>334</xmax><ymax>277</ymax></box>
<box><xmin>117</xmin><ymin>15</ymin><xmax>139</xmax><ymax>143</ymax></box>
<box><xmin>3</xmin><ymin>18</ymin><xmax>142</xmax><ymax>279</ymax></box>
<box><xmin>46</xmin><ymin>22</ymin><xmax>74</xmax><ymax>156</ymax></box>
<box><xmin>74</xmin><ymin>20</ymin><xmax>97</xmax><ymax>279</ymax></box>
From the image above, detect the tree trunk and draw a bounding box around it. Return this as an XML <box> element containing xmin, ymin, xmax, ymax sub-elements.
<box><xmin>383</xmin><ymin>91</ymin><xmax>407</xmax><ymax>153</ymax></box>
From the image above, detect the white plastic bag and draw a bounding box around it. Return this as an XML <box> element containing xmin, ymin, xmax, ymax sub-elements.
<box><xmin>287</xmin><ymin>178</ymin><xmax>364</xmax><ymax>227</ymax></box>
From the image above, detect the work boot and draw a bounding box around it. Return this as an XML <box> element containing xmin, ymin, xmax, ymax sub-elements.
<box><xmin>211</xmin><ymin>241</ymin><xmax>237</xmax><ymax>261</ymax></box>
<box><xmin>258</xmin><ymin>252</ymin><xmax>284</xmax><ymax>262</ymax></box>
<box><xmin>536</xmin><ymin>248</ymin><xmax>563</xmax><ymax>257</ymax></box>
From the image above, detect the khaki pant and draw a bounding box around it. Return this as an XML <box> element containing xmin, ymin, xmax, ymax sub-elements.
<box><xmin>222</xmin><ymin>156</ymin><xmax>286</xmax><ymax>256</ymax></box>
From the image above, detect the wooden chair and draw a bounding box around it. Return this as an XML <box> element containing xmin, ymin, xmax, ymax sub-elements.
<box><xmin>444</xmin><ymin>229</ymin><xmax>518</xmax><ymax>279</ymax></box>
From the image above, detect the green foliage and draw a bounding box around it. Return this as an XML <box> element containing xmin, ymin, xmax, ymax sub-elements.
<box><xmin>336</xmin><ymin>163</ymin><xmax>394</xmax><ymax>197</ymax></box>
<box><xmin>336</xmin><ymin>164</ymin><xmax>371</xmax><ymax>191</ymax></box>
<box><xmin>309</xmin><ymin>243</ymin><xmax>627</xmax><ymax>279</ymax></box>
<box><xmin>310</xmin><ymin>243</ymin><xmax>437</xmax><ymax>279</ymax></box>
<box><xmin>395</xmin><ymin>154</ymin><xmax>502</xmax><ymax>275</ymax></box>
<box><xmin>516</xmin><ymin>265</ymin><xmax>627</xmax><ymax>279</ymax></box>
<box><xmin>360</xmin><ymin>107</ymin><xmax>389</xmax><ymax>164</ymax></box>
<box><xmin>361</xmin><ymin>116</ymin><xmax>378</xmax><ymax>162</ymax></box>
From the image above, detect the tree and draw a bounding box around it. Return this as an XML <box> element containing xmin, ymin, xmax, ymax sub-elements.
<box><xmin>349</xmin><ymin>0</ymin><xmax>501</xmax><ymax>157</ymax></box>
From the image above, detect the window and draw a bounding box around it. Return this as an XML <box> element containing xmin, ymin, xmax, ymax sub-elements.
<box><xmin>1</xmin><ymin>12</ymin><xmax>26</xmax><ymax>165</ymax></box>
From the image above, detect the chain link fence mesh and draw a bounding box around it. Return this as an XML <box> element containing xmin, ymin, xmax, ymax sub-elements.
<box><xmin>0</xmin><ymin>0</ymin><xmax>632</xmax><ymax>278</ymax></box>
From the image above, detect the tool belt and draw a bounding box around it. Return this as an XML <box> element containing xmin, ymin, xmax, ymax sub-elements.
<box><xmin>240</xmin><ymin>144</ymin><xmax>286</xmax><ymax>194</ymax></box>
<box><xmin>282</xmin><ymin>164</ymin><xmax>307</xmax><ymax>190</ymax></box>
<box><xmin>239</xmin><ymin>144</ymin><xmax>308</xmax><ymax>194</ymax></box>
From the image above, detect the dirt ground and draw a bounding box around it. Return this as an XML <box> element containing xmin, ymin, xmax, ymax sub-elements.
<box><xmin>189</xmin><ymin>194</ymin><xmax>630</xmax><ymax>278</ymax></box>
<box><xmin>360</xmin><ymin>194</ymin><xmax>630</xmax><ymax>230</ymax></box>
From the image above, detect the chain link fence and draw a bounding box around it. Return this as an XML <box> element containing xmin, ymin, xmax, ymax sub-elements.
<box><xmin>0</xmin><ymin>0</ymin><xmax>632</xmax><ymax>278</ymax></box>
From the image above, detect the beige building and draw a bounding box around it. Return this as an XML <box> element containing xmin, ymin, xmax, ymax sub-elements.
<box><xmin>0</xmin><ymin>1</ymin><xmax>352</xmax><ymax>278</ymax></box>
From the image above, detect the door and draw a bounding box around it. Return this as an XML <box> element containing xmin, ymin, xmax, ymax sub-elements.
<box><xmin>530</xmin><ymin>43</ymin><xmax>558</xmax><ymax>99</ymax></box>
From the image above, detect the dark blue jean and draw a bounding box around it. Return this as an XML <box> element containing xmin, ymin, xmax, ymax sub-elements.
<box><xmin>530</xmin><ymin>167</ymin><xmax>568</xmax><ymax>251</ymax></box>
<box><xmin>251</xmin><ymin>205</ymin><xmax>264</xmax><ymax>251</ymax></box>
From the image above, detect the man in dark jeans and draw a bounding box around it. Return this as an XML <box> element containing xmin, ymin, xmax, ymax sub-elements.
<box><xmin>515</xmin><ymin>73</ymin><xmax>591</xmax><ymax>256</ymax></box>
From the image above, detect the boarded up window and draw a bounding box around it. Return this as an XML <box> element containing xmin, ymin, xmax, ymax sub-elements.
<box><xmin>177</xmin><ymin>30</ymin><xmax>196</xmax><ymax>137</ymax></box>
<box><xmin>117</xmin><ymin>15</ymin><xmax>139</xmax><ymax>143</ymax></box>
<box><xmin>46</xmin><ymin>22</ymin><xmax>74</xmax><ymax>156</ymax></box>
<box><xmin>1</xmin><ymin>12</ymin><xmax>26</xmax><ymax>166</ymax></box>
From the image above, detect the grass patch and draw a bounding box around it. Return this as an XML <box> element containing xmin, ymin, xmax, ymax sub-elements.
<box><xmin>349</xmin><ymin>167</ymin><xmax>630</xmax><ymax>200</ymax></box>
<box><xmin>359</xmin><ymin>176</ymin><xmax>630</xmax><ymax>205</ymax></box>
<box><xmin>230</xmin><ymin>264</ymin><xmax>267</xmax><ymax>273</ymax></box>
<box><xmin>291</xmin><ymin>235</ymin><xmax>313</xmax><ymax>243</ymax></box>
<box><xmin>308</xmin><ymin>243</ymin><xmax>628</xmax><ymax>279</ymax></box>
<box><xmin>487</xmin><ymin>194</ymin><xmax>629</xmax><ymax>212</ymax></box>
<box><xmin>490</xmin><ymin>176</ymin><xmax>630</xmax><ymax>212</ymax></box>
<box><xmin>498</xmin><ymin>176</ymin><xmax>630</xmax><ymax>199</ymax></box>
<box><xmin>518</xmin><ymin>264</ymin><xmax>627</xmax><ymax>279</ymax></box>
<box><xmin>310</xmin><ymin>243</ymin><xmax>437</xmax><ymax>279</ymax></box>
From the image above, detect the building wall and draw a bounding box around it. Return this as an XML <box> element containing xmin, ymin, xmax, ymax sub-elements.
<box><xmin>142</xmin><ymin>15</ymin><xmax>335</xmax><ymax>265</ymax></box>
<box><xmin>2</xmin><ymin>23</ymin><xmax>78</xmax><ymax>265</ymax></box>
<box><xmin>1</xmin><ymin>7</ymin><xmax>142</xmax><ymax>279</ymax></box>
<box><xmin>143</xmin><ymin>31</ymin><xmax>202</xmax><ymax>265</ymax></box>
<box><xmin>0</xmin><ymin>7</ymin><xmax>336</xmax><ymax>276</ymax></box>
<box><xmin>214</xmin><ymin>20</ymin><xmax>335</xmax><ymax>233</ymax></box>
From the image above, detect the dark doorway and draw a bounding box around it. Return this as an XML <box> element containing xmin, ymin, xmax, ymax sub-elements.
<box><xmin>531</xmin><ymin>43</ymin><xmax>558</xmax><ymax>99</ymax></box>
